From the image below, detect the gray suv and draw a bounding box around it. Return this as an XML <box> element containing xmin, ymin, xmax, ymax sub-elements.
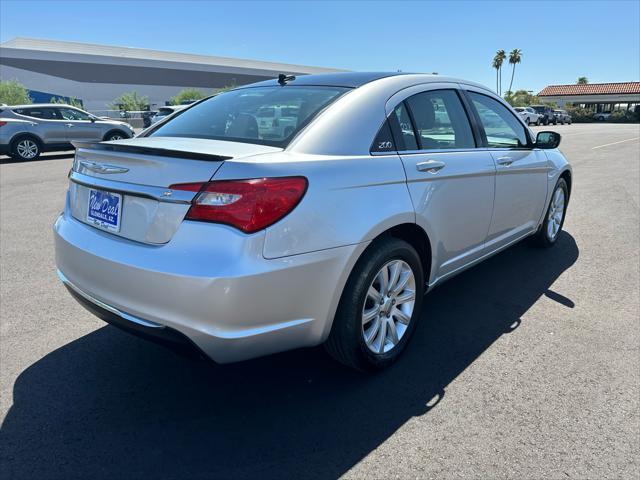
<box><xmin>0</xmin><ymin>104</ymin><xmax>134</xmax><ymax>160</ymax></box>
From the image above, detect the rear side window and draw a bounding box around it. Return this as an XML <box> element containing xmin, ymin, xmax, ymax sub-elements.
<box><xmin>14</xmin><ymin>107</ymin><xmax>60</xmax><ymax>120</ymax></box>
<box><xmin>148</xmin><ymin>86</ymin><xmax>349</xmax><ymax>147</ymax></box>
<box><xmin>392</xmin><ymin>103</ymin><xmax>418</xmax><ymax>150</ymax></box>
<box><xmin>405</xmin><ymin>90</ymin><xmax>475</xmax><ymax>150</ymax></box>
<box><xmin>468</xmin><ymin>92</ymin><xmax>528</xmax><ymax>148</ymax></box>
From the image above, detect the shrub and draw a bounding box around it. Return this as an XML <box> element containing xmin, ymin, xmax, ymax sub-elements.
<box><xmin>110</xmin><ymin>91</ymin><xmax>148</xmax><ymax>111</ymax></box>
<box><xmin>169</xmin><ymin>88</ymin><xmax>206</xmax><ymax>105</ymax></box>
<box><xmin>50</xmin><ymin>96</ymin><xmax>83</xmax><ymax>108</ymax></box>
<box><xmin>609</xmin><ymin>110</ymin><xmax>639</xmax><ymax>123</ymax></box>
<box><xmin>0</xmin><ymin>80</ymin><xmax>32</xmax><ymax>105</ymax></box>
<box><xmin>564</xmin><ymin>106</ymin><xmax>596</xmax><ymax>123</ymax></box>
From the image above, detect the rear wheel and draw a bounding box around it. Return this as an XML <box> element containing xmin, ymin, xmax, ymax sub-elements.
<box><xmin>534</xmin><ymin>178</ymin><xmax>568</xmax><ymax>247</ymax></box>
<box><xmin>11</xmin><ymin>136</ymin><xmax>41</xmax><ymax>161</ymax></box>
<box><xmin>325</xmin><ymin>237</ymin><xmax>424</xmax><ymax>371</ymax></box>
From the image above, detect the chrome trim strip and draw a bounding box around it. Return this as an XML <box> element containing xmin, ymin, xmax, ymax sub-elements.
<box><xmin>69</xmin><ymin>171</ymin><xmax>194</xmax><ymax>205</ymax></box>
<box><xmin>57</xmin><ymin>269</ymin><xmax>165</xmax><ymax>329</ymax></box>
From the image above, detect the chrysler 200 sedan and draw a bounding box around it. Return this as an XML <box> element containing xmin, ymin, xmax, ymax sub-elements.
<box><xmin>54</xmin><ymin>72</ymin><xmax>571</xmax><ymax>371</ymax></box>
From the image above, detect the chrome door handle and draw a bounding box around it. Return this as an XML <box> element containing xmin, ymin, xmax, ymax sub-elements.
<box><xmin>65</xmin><ymin>123</ymin><xmax>74</xmax><ymax>128</ymax></box>
<box><xmin>416</xmin><ymin>160</ymin><xmax>446</xmax><ymax>173</ymax></box>
<box><xmin>497</xmin><ymin>156</ymin><xmax>513</xmax><ymax>166</ymax></box>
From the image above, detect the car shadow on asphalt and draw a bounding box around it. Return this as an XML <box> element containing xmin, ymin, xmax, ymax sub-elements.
<box><xmin>0</xmin><ymin>233</ymin><xmax>579</xmax><ymax>480</ymax></box>
<box><xmin>0</xmin><ymin>153</ymin><xmax>74</xmax><ymax>164</ymax></box>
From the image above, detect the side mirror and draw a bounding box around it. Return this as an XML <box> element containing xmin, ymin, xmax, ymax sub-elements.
<box><xmin>536</xmin><ymin>131</ymin><xmax>561</xmax><ymax>149</ymax></box>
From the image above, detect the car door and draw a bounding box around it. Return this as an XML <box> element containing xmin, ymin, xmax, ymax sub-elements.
<box><xmin>464</xmin><ymin>89</ymin><xmax>548</xmax><ymax>250</ymax></box>
<box><xmin>14</xmin><ymin>107</ymin><xmax>67</xmax><ymax>143</ymax></box>
<box><xmin>386</xmin><ymin>85</ymin><xmax>496</xmax><ymax>281</ymax></box>
<box><xmin>57</xmin><ymin>107</ymin><xmax>103</xmax><ymax>142</ymax></box>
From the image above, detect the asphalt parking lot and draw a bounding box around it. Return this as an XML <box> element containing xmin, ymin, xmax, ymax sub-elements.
<box><xmin>0</xmin><ymin>123</ymin><xmax>638</xmax><ymax>479</ymax></box>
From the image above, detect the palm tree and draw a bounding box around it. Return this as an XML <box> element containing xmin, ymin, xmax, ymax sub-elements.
<box><xmin>492</xmin><ymin>50</ymin><xmax>506</xmax><ymax>95</ymax></box>
<box><xmin>507</xmin><ymin>48</ymin><xmax>522</xmax><ymax>93</ymax></box>
<box><xmin>577</xmin><ymin>77</ymin><xmax>589</xmax><ymax>84</ymax></box>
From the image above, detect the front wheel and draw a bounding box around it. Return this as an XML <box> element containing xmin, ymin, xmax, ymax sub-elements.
<box><xmin>534</xmin><ymin>178</ymin><xmax>568</xmax><ymax>247</ymax></box>
<box><xmin>105</xmin><ymin>131</ymin><xmax>127</xmax><ymax>141</ymax></box>
<box><xmin>325</xmin><ymin>237</ymin><xmax>424</xmax><ymax>371</ymax></box>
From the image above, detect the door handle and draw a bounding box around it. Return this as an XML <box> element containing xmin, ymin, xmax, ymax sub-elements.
<box><xmin>416</xmin><ymin>160</ymin><xmax>446</xmax><ymax>173</ymax></box>
<box><xmin>497</xmin><ymin>156</ymin><xmax>514</xmax><ymax>166</ymax></box>
<box><xmin>65</xmin><ymin>123</ymin><xmax>74</xmax><ymax>128</ymax></box>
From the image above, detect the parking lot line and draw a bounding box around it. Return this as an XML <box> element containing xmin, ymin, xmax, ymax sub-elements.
<box><xmin>591</xmin><ymin>137</ymin><xmax>639</xmax><ymax>149</ymax></box>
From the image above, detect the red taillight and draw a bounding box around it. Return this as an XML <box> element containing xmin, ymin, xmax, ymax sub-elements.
<box><xmin>171</xmin><ymin>177</ymin><xmax>307</xmax><ymax>234</ymax></box>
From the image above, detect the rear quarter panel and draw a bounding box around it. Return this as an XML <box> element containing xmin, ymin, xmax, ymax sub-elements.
<box><xmin>212</xmin><ymin>152</ymin><xmax>415</xmax><ymax>259</ymax></box>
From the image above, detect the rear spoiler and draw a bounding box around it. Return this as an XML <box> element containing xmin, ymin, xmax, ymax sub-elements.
<box><xmin>72</xmin><ymin>141</ymin><xmax>232</xmax><ymax>162</ymax></box>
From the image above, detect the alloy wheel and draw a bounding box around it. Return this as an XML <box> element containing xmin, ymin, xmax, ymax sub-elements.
<box><xmin>362</xmin><ymin>259</ymin><xmax>416</xmax><ymax>354</ymax></box>
<box><xmin>16</xmin><ymin>139</ymin><xmax>38</xmax><ymax>159</ymax></box>
<box><xmin>547</xmin><ymin>187</ymin><xmax>566</xmax><ymax>241</ymax></box>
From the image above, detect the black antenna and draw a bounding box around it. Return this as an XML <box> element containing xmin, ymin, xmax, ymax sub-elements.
<box><xmin>278</xmin><ymin>74</ymin><xmax>296</xmax><ymax>85</ymax></box>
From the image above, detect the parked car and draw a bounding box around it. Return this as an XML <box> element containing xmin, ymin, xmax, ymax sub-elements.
<box><xmin>553</xmin><ymin>109</ymin><xmax>572</xmax><ymax>125</ymax></box>
<box><xmin>149</xmin><ymin>105</ymin><xmax>187</xmax><ymax>125</ymax></box>
<box><xmin>0</xmin><ymin>104</ymin><xmax>134</xmax><ymax>160</ymax></box>
<box><xmin>142</xmin><ymin>111</ymin><xmax>157</xmax><ymax>128</ymax></box>
<box><xmin>514</xmin><ymin>107</ymin><xmax>541</xmax><ymax>125</ymax></box>
<box><xmin>594</xmin><ymin>111</ymin><xmax>612</xmax><ymax>121</ymax></box>
<box><xmin>256</xmin><ymin>105</ymin><xmax>299</xmax><ymax>139</ymax></box>
<box><xmin>530</xmin><ymin>105</ymin><xmax>557</xmax><ymax>125</ymax></box>
<box><xmin>54</xmin><ymin>72</ymin><xmax>571</xmax><ymax>371</ymax></box>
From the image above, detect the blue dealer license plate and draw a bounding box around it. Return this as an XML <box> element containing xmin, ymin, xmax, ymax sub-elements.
<box><xmin>87</xmin><ymin>189</ymin><xmax>122</xmax><ymax>232</ymax></box>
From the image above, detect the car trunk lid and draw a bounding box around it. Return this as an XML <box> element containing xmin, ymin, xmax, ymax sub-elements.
<box><xmin>68</xmin><ymin>137</ymin><xmax>282</xmax><ymax>244</ymax></box>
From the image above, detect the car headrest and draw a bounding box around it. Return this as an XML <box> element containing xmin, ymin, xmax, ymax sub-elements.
<box><xmin>227</xmin><ymin>113</ymin><xmax>258</xmax><ymax>139</ymax></box>
<box><xmin>412</xmin><ymin>100</ymin><xmax>435</xmax><ymax>130</ymax></box>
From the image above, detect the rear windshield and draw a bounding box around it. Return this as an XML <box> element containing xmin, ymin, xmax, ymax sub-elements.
<box><xmin>532</xmin><ymin>106</ymin><xmax>545</xmax><ymax>113</ymax></box>
<box><xmin>147</xmin><ymin>86</ymin><xmax>349</xmax><ymax>147</ymax></box>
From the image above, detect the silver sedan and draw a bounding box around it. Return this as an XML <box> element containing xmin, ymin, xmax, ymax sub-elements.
<box><xmin>54</xmin><ymin>72</ymin><xmax>571</xmax><ymax>371</ymax></box>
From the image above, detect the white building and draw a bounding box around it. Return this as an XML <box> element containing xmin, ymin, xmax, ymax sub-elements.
<box><xmin>0</xmin><ymin>37</ymin><xmax>343</xmax><ymax>111</ymax></box>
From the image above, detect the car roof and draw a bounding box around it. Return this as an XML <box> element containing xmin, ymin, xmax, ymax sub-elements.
<box><xmin>5</xmin><ymin>103</ymin><xmax>79</xmax><ymax>109</ymax></box>
<box><xmin>243</xmin><ymin>72</ymin><xmax>410</xmax><ymax>88</ymax></box>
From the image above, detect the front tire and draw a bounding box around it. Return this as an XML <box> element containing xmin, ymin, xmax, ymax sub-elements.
<box><xmin>325</xmin><ymin>237</ymin><xmax>424</xmax><ymax>371</ymax></box>
<box><xmin>534</xmin><ymin>178</ymin><xmax>568</xmax><ymax>247</ymax></box>
<box><xmin>104</xmin><ymin>131</ymin><xmax>128</xmax><ymax>141</ymax></box>
<box><xmin>11</xmin><ymin>136</ymin><xmax>41</xmax><ymax>161</ymax></box>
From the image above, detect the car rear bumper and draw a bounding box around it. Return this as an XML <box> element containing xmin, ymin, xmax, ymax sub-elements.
<box><xmin>53</xmin><ymin>204</ymin><xmax>365</xmax><ymax>363</ymax></box>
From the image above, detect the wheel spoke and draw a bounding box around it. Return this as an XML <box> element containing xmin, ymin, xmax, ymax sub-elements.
<box><xmin>387</xmin><ymin>319</ymin><xmax>399</xmax><ymax>345</ymax></box>
<box><xmin>391</xmin><ymin>271</ymin><xmax>410</xmax><ymax>296</ymax></box>
<box><xmin>376</xmin><ymin>319</ymin><xmax>388</xmax><ymax>353</ymax></box>
<box><xmin>393</xmin><ymin>307</ymin><xmax>411</xmax><ymax>325</ymax></box>
<box><xmin>364</xmin><ymin>317</ymin><xmax>381</xmax><ymax>345</ymax></box>
<box><xmin>362</xmin><ymin>307</ymin><xmax>378</xmax><ymax>325</ymax></box>
<box><xmin>388</xmin><ymin>261</ymin><xmax>401</xmax><ymax>293</ymax></box>
<box><xmin>367</xmin><ymin>285</ymin><xmax>382</xmax><ymax>303</ymax></box>
<box><xmin>395</xmin><ymin>289</ymin><xmax>415</xmax><ymax>305</ymax></box>
<box><xmin>377</xmin><ymin>266</ymin><xmax>389</xmax><ymax>295</ymax></box>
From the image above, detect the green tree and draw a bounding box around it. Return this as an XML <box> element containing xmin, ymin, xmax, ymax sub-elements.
<box><xmin>492</xmin><ymin>50</ymin><xmax>506</xmax><ymax>95</ymax></box>
<box><xmin>504</xmin><ymin>89</ymin><xmax>539</xmax><ymax>107</ymax></box>
<box><xmin>169</xmin><ymin>88</ymin><xmax>206</xmax><ymax>105</ymax></box>
<box><xmin>50</xmin><ymin>96</ymin><xmax>83</xmax><ymax>108</ymax></box>
<box><xmin>215</xmin><ymin>84</ymin><xmax>237</xmax><ymax>94</ymax></box>
<box><xmin>0</xmin><ymin>80</ymin><xmax>32</xmax><ymax>105</ymax></box>
<box><xmin>507</xmin><ymin>48</ymin><xmax>522</xmax><ymax>93</ymax></box>
<box><xmin>577</xmin><ymin>77</ymin><xmax>589</xmax><ymax>84</ymax></box>
<box><xmin>110</xmin><ymin>91</ymin><xmax>148</xmax><ymax>111</ymax></box>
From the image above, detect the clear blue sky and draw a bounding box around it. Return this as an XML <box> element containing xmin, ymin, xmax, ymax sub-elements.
<box><xmin>1</xmin><ymin>0</ymin><xmax>638</xmax><ymax>93</ymax></box>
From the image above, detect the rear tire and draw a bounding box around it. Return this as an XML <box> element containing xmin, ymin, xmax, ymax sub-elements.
<box><xmin>11</xmin><ymin>136</ymin><xmax>41</xmax><ymax>161</ymax></box>
<box><xmin>534</xmin><ymin>178</ymin><xmax>568</xmax><ymax>248</ymax></box>
<box><xmin>325</xmin><ymin>237</ymin><xmax>424</xmax><ymax>371</ymax></box>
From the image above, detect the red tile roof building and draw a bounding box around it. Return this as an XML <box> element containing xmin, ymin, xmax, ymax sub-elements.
<box><xmin>537</xmin><ymin>82</ymin><xmax>640</xmax><ymax>112</ymax></box>
<box><xmin>538</xmin><ymin>82</ymin><xmax>640</xmax><ymax>97</ymax></box>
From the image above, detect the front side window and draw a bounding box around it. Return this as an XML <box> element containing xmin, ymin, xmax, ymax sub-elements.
<box><xmin>58</xmin><ymin>108</ymin><xmax>91</xmax><ymax>121</ymax></box>
<box><xmin>405</xmin><ymin>90</ymin><xmax>475</xmax><ymax>150</ymax></box>
<box><xmin>148</xmin><ymin>86</ymin><xmax>349</xmax><ymax>147</ymax></box>
<box><xmin>469</xmin><ymin>92</ymin><xmax>528</xmax><ymax>148</ymax></box>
